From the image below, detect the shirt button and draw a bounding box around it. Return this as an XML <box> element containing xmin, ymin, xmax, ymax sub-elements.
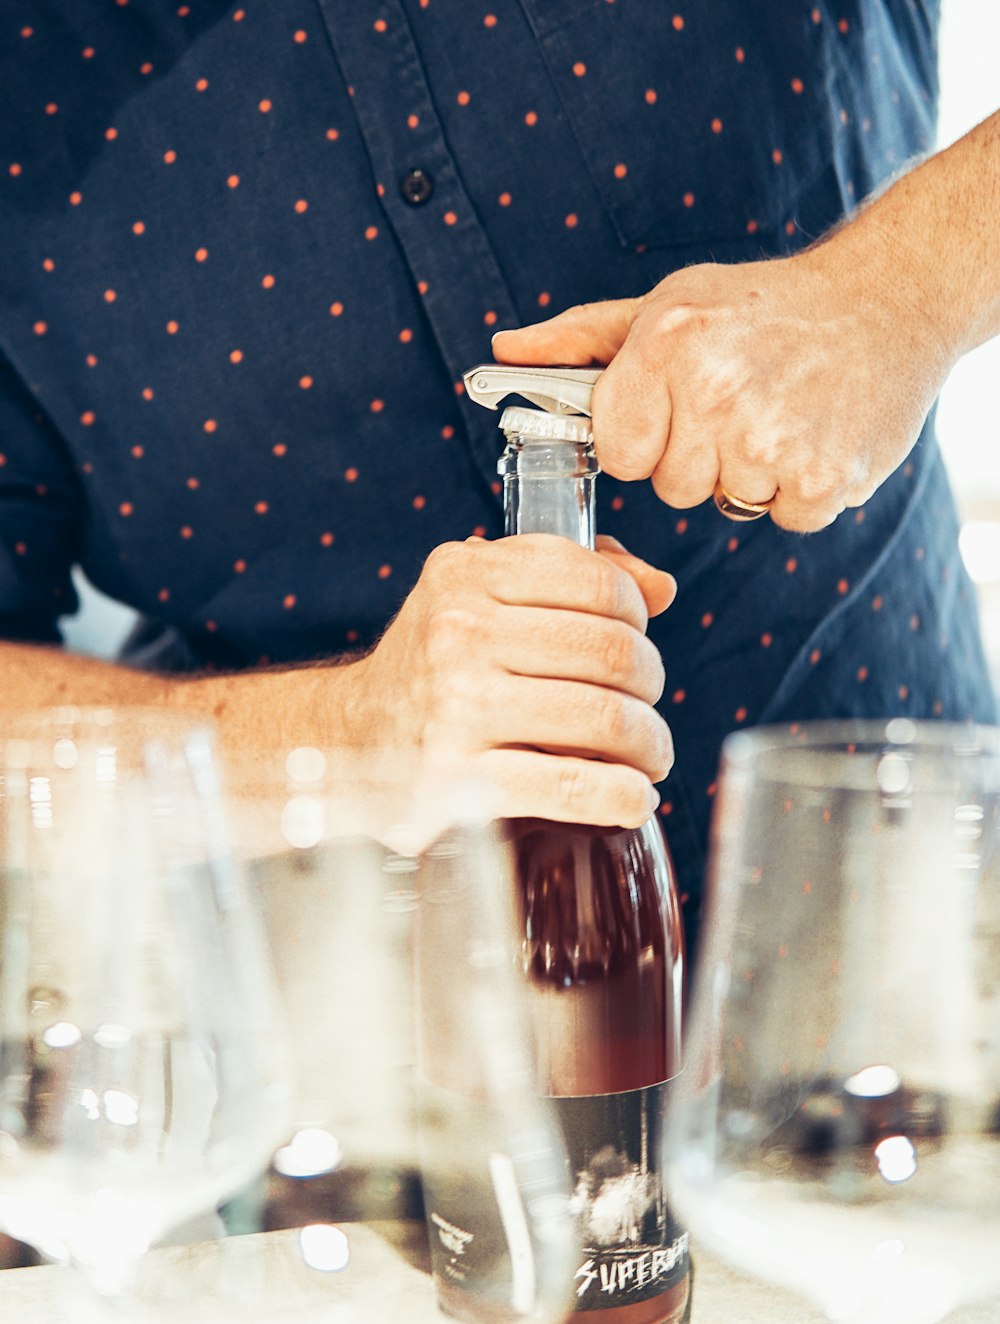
<box><xmin>400</xmin><ymin>168</ymin><xmax>434</xmax><ymax>205</ymax></box>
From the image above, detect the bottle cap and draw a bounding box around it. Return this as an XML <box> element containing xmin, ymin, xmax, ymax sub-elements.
<box><xmin>499</xmin><ymin>406</ymin><xmax>593</xmax><ymax>443</ymax></box>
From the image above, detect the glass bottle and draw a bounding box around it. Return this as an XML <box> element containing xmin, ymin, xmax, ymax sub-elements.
<box><xmin>503</xmin><ymin>405</ymin><xmax>690</xmax><ymax>1324</ymax></box>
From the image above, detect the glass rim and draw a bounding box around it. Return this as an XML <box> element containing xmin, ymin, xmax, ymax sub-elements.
<box><xmin>1</xmin><ymin>703</ymin><xmax>215</xmax><ymax>730</ymax></box>
<box><xmin>0</xmin><ymin>705</ymin><xmax>218</xmax><ymax>756</ymax></box>
<box><xmin>720</xmin><ymin>718</ymin><xmax>1000</xmax><ymax>791</ymax></box>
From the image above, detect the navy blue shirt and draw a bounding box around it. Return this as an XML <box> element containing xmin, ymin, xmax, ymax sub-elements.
<box><xmin>1</xmin><ymin>1</ymin><xmax>995</xmax><ymax>949</ymax></box>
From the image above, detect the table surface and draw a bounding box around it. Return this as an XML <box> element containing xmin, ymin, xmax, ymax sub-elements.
<box><xmin>0</xmin><ymin>1224</ymin><xmax>998</xmax><ymax>1324</ymax></box>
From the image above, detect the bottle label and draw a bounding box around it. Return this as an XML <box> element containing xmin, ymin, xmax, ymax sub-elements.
<box><xmin>421</xmin><ymin>1079</ymin><xmax>688</xmax><ymax>1316</ymax></box>
<box><xmin>556</xmin><ymin>1079</ymin><xmax>689</xmax><ymax>1311</ymax></box>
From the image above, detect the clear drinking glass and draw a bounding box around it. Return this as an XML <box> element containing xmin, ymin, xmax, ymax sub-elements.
<box><xmin>232</xmin><ymin>751</ymin><xmax>576</xmax><ymax>1323</ymax></box>
<box><xmin>235</xmin><ymin>747</ymin><xmax>424</xmax><ymax>1224</ymax></box>
<box><xmin>414</xmin><ymin>803</ymin><xmax>578</xmax><ymax>1324</ymax></box>
<box><xmin>0</xmin><ymin>707</ymin><xmax>290</xmax><ymax>1312</ymax></box>
<box><xmin>667</xmin><ymin>719</ymin><xmax>1000</xmax><ymax>1324</ymax></box>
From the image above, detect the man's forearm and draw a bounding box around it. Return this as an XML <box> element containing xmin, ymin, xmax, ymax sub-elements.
<box><xmin>0</xmin><ymin>642</ymin><xmax>366</xmax><ymax>783</ymax></box>
<box><xmin>835</xmin><ymin>109</ymin><xmax>1000</xmax><ymax>365</ymax></box>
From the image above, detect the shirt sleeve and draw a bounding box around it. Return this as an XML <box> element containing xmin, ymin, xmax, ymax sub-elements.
<box><xmin>0</xmin><ymin>348</ymin><xmax>82</xmax><ymax>644</ymax></box>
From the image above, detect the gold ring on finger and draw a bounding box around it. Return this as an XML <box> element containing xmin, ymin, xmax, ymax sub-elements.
<box><xmin>713</xmin><ymin>483</ymin><xmax>775</xmax><ymax>522</ymax></box>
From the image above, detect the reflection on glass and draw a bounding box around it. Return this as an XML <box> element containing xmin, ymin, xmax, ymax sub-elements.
<box><xmin>0</xmin><ymin>707</ymin><xmax>290</xmax><ymax>1309</ymax></box>
<box><xmin>235</xmin><ymin>752</ymin><xmax>575</xmax><ymax>1321</ymax></box>
<box><xmin>297</xmin><ymin>1223</ymin><xmax>350</xmax><ymax>1273</ymax></box>
<box><xmin>668</xmin><ymin>720</ymin><xmax>1000</xmax><ymax>1324</ymax></box>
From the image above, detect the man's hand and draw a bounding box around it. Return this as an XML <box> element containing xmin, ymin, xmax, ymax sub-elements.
<box><xmin>348</xmin><ymin>533</ymin><xmax>676</xmax><ymax>828</ymax></box>
<box><xmin>0</xmin><ymin>535</ymin><xmax>675</xmax><ymax>834</ymax></box>
<box><xmin>493</xmin><ymin>235</ymin><xmax>954</xmax><ymax>534</ymax></box>
<box><xmin>496</xmin><ymin>103</ymin><xmax>1000</xmax><ymax>534</ymax></box>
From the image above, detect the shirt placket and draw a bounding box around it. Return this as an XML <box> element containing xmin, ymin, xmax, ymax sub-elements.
<box><xmin>313</xmin><ymin>0</ymin><xmax>521</xmax><ymax>489</ymax></box>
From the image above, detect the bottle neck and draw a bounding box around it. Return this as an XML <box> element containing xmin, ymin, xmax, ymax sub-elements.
<box><xmin>499</xmin><ymin>434</ymin><xmax>598</xmax><ymax>550</ymax></box>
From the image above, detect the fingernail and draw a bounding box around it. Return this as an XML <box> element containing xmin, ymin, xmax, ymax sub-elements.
<box><xmin>646</xmin><ymin>783</ymin><xmax>661</xmax><ymax>815</ymax></box>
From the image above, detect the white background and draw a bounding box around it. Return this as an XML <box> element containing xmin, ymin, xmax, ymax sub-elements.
<box><xmin>937</xmin><ymin>0</ymin><xmax>1000</xmax><ymax>681</ymax></box>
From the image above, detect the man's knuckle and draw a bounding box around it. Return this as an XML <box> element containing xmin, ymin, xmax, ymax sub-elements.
<box><xmin>771</xmin><ymin>505</ymin><xmax>839</xmax><ymax>534</ymax></box>
<box><xmin>731</xmin><ymin>431</ymin><xmax>780</xmax><ymax>471</ymax></box>
<box><xmin>588</xmin><ymin>558</ymin><xmax>623</xmax><ymax>617</ymax></box>
<box><xmin>646</xmin><ymin>300</ymin><xmax>702</xmax><ymax>343</ymax></box>
<box><xmin>592</xmin><ymin>425</ymin><xmax>652</xmax><ymax>480</ymax></box>
<box><xmin>428</xmin><ymin>665</ymin><xmax>483</xmax><ymax>737</ymax></box>
<box><xmin>421</xmin><ymin>539</ymin><xmax>472</xmax><ymax>589</ymax></box>
<box><xmin>656</xmin><ymin>721</ymin><xmax>675</xmax><ymax>780</ymax></box>
<box><xmin>648</xmin><ymin>649</ymin><xmax>667</xmax><ymax>704</ymax></box>
<box><xmin>703</xmin><ymin>351</ymin><xmax>752</xmax><ymax>401</ymax></box>
<box><xmin>783</xmin><ymin>460</ymin><xmax>852</xmax><ymax>507</ymax></box>
<box><xmin>556</xmin><ymin>761</ymin><xmax>593</xmax><ymax>812</ymax></box>
<box><xmin>609</xmin><ymin>768</ymin><xmax>656</xmax><ymax>829</ymax></box>
<box><xmin>604</xmin><ymin>625</ymin><xmax>639</xmax><ymax>686</ymax></box>
<box><xmin>425</xmin><ymin>606</ymin><xmax>481</xmax><ymax>665</ymax></box>
<box><xmin>651</xmin><ymin>468</ymin><xmax>705</xmax><ymax>510</ymax></box>
<box><xmin>797</xmin><ymin>472</ymin><xmax>832</xmax><ymax>505</ymax></box>
<box><xmin>594</xmin><ymin>689</ymin><xmax>629</xmax><ymax>745</ymax></box>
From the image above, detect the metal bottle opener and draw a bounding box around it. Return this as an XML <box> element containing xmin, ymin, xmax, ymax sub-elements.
<box><xmin>462</xmin><ymin>364</ymin><xmax>601</xmax><ymax>417</ymax></box>
<box><xmin>462</xmin><ymin>363</ymin><xmax>770</xmax><ymax>521</ymax></box>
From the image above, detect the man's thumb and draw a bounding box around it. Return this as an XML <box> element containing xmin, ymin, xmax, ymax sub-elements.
<box><xmin>492</xmin><ymin>298</ymin><xmax>639</xmax><ymax>367</ymax></box>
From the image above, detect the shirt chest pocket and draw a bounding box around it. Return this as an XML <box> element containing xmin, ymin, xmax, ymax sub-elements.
<box><xmin>516</xmin><ymin>0</ymin><xmax>832</xmax><ymax>249</ymax></box>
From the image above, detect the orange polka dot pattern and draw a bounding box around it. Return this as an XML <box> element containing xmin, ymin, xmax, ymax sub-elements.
<box><xmin>0</xmin><ymin>0</ymin><xmax>994</xmax><ymax>961</ymax></box>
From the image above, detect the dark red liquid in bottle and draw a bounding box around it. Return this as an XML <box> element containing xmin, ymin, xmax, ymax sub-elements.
<box><xmin>510</xmin><ymin>818</ymin><xmax>690</xmax><ymax>1324</ymax></box>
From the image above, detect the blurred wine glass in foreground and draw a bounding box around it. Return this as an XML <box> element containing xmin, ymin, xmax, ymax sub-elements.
<box><xmin>0</xmin><ymin>707</ymin><xmax>290</xmax><ymax>1312</ymax></box>
<box><xmin>668</xmin><ymin>719</ymin><xmax>1000</xmax><ymax>1324</ymax></box>
<box><xmin>233</xmin><ymin>752</ymin><xmax>575</xmax><ymax>1322</ymax></box>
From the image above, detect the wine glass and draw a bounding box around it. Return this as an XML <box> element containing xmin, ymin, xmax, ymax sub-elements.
<box><xmin>667</xmin><ymin>719</ymin><xmax>1000</xmax><ymax>1324</ymax></box>
<box><xmin>232</xmin><ymin>750</ymin><xmax>576</xmax><ymax>1322</ymax></box>
<box><xmin>413</xmin><ymin>798</ymin><xmax>579</xmax><ymax>1324</ymax></box>
<box><xmin>0</xmin><ymin>707</ymin><xmax>290</xmax><ymax>1312</ymax></box>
